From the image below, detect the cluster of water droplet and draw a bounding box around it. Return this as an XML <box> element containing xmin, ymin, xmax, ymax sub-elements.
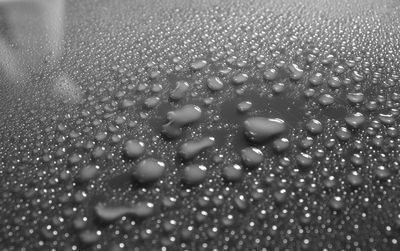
<box><xmin>1</xmin><ymin>0</ymin><xmax>400</xmax><ymax>250</ymax></box>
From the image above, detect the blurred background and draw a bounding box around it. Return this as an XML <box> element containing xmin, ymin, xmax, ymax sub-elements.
<box><xmin>0</xmin><ymin>0</ymin><xmax>64</xmax><ymax>84</ymax></box>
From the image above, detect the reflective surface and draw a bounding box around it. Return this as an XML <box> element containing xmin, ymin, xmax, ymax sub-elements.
<box><xmin>1</xmin><ymin>0</ymin><xmax>400</xmax><ymax>250</ymax></box>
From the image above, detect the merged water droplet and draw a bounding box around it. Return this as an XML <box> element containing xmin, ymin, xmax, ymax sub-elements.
<box><xmin>179</xmin><ymin>136</ymin><xmax>215</xmax><ymax>161</ymax></box>
<box><xmin>244</xmin><ymin>117</ymin><xmax>286</xmax><ymax>143</ymax></box>
<box><xmin>166</xmin><ymin>104</ymin><xmax>202</xmax><ymax>126</ymax></box>
<box><xmin>170</xmin><ymin>81</ymin><xmax>190</xmax><ymax>100</ymax></box>
<box><xmin>288</xmin><ymin>63</ymin><xmax>304</xmax><ymax>80</ymax></box>
<box><xmin>94</xmin><ymin>202</ymin><xmax>154</xmax><ymax>222</ymax></box>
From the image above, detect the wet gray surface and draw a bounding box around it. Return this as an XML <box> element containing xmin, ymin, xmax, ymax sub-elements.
<box><xmin>1</xmin><ymin>0</ymin><xmax>400</xmax><ymax>250</ymax></box>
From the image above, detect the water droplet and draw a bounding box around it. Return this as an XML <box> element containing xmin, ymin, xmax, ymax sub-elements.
<box><xmin>76</xmin><ymin>164</ymin><xmax>99</xmax><ymax>183</ymax></box>
<box><xmin>288</xmin><ymin>63</ymin><xmax>304</xmax><ymax>80</ymax></box>
<box><xmin>296</xmin><ymin>152</ymin><xmax>313</xmax><ymax>169</ymax></box>
<box><xmin>237</xmin><ymin>101</ymin><xmax>252</xmax><ymax>112</ymax></box>
<box><xmin>190</xmin><ymin>59</ymin><xmax>207</xmax><ymax>70</ymax></box>
<box><xmin>309</xmin><ymin>72</ymin><xmax>323</xmax><ymax>86</ymax></box>
<box><xmin>346</xmin><ymin>171</ymin><xmax>363</xmax><ymax>187</ymax></box>
<box><xmin>166</xmin><ymin>104</ymin><xmax>202</xmax><ymax>126</ymax></box>
<box><xmin>222</xmin><ymin>164</ymin><xmax>243</xmax><ymax>182</ymax></box>
<box><xmin>123</xmin><ymin>139</ymin><xmax>145</xmax><ymax>159</ymax></box>
<box><xmin>272</xmin><ymin>137</ymin><xmax>290</xmax><ymax>152</ymax></box>
<box><xmin>306</xmin><ymin>119</ymin><xmax>323</xmax><ymax>134</ymax></box>
<box><xmin>379</xmin><ymin>113</ymin><xmax>395</xmax><ymax>125</ymax></box>
<box><xmin>241</xmin><ymin>147</ymin><xmax>264</xmax><ymax>167</ymax></box>
<box><xmin>170</xmin><ymin>81</ymin><xmax>190</xmax><ymax>100</ymax></box>
<box><xmin>244</xmin><ymin>117</ymin><xmax>286</xmax><ymax>143</ymax></box>
<box><xmin>345</xmin><ymin>112</ymin><xmax>366</xmax><ymax>129</ymax></box>
<box><xmin>263</xmin><ymin>69</ymin><xmax>278</xmax><ymax>81</ymax></box>
<box><xmin>132</xmin><ymin>158</ymin><xmax>165</xmax><ymax>183</ymax></box>
<box><xmin>329</xmin><ymin>196</ymin><xmax>344</xmax><ymax>211</ymax></box>
<box><xmin>374</xmin><ymin>165</ymin><xmax>391</xmax><ymax>180</ymax></box>
<box><xmin>179</xmin><ymin>136</ymin><xmax>215</xmax><ymax>161</ymax></box>
<box><xmin>207</xmin><ymin>77</ymin><xmax>224</xmax><ymax>91</ymax></box>
<box><xmin>347</xmin><ymin>92</ymin><xmax>364</xmax><ymax>104</ymax></box>
<box><xmin>182</xmin><ymin>164</ymin><xmax>207</xmax><ymax>185</ymax></box>
<box><xmin>318</xmin><ymin>94</ymin><xmax>335</xmax><ymax>106</ymax></box>
<box><xmin>232</xmin><ymin>73</ymin><xmax>248</xmax><ymax>85</ymax></box>
<box><xmin>94</xmin><ymin>202</ymin><xmax>154</xmax><ymax>222</ymax></box>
